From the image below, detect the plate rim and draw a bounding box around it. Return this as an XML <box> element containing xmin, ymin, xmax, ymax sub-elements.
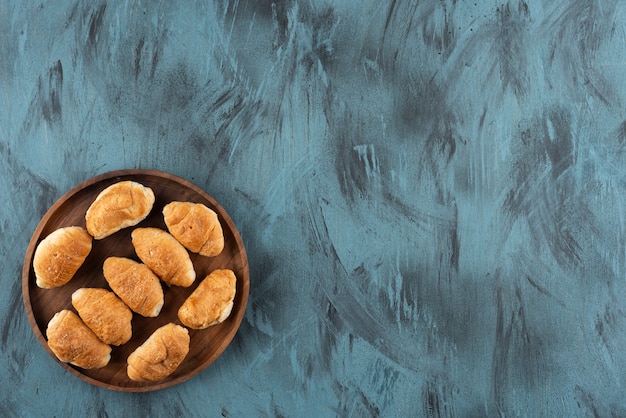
<box><xmin>21</xmin><ymin>169</ymin><xmax>250</xmax><ymax>392</ymax></box>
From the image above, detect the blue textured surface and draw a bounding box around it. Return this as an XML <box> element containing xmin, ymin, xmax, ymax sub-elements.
<box><xmin>3</xmin><ymin>1</ymin><xmax>626</xmax><ymax>416</ymax></box>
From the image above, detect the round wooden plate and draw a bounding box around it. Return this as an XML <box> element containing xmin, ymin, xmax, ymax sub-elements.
<box><xmin>22</xmin><ymin>169</ymin><xmax>249</xmax><ymax>392</ymax></box>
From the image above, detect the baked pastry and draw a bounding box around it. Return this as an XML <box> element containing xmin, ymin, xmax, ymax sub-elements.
<box><xmin>46</xmin><ymin>310</ymin><xmax>111</xmax><ymax>369</ymax></box>
<box><xmin>33</xmin><ymin>226</ymin><xmax>92</xmax><ymax>288</ymax></box>
<box><xmin>178</xmin><ymin>269</ymin><xmax>236</xmax><ymax>329</ymax></box>
<box><xmin>85</xmin><ymin>181</ymin><xmax>155</xmax><ymax>239</ymax></box>
<box><xmin>162</xmin><ymin>201</ymin><xmax>224</xmax><ymax>257</ymax></box>
<box><xmin>102</xmin><ymin>257</ymin><xmax>164</xmax><ymax>317</ymax></box>
<box><xmin>131</xmin><ymin>227</ymin><xmax>195</xmax><ymax>287</ymax></box>
<box><xmin>127</xmin><ymin>323</ymin><xmax>190</xmax><ymax>382</ymax></box>
<box><xmin>71</xmin><ymin>288</ymin><xmax>133</xmax><ymax>346</ymax></box>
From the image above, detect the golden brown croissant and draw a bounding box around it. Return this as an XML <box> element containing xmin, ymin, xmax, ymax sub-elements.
<box><xmin>71</xmin><ymin>288</ymin><xmax>133</xmax><ymax>346</ymax></box>
<box><xmin>33</xmin><ymin>226</ymin><xmax>92</xmax><ymax>289</ymax></box>
<box><xmin>131</xmin><ymin>227</ymin><xmax>195</xmax><ymax>287</ymax></box>
<box><xmin>162</xmin><ymin>201</ymin><xmax>224</xmax><ymax>257</ymax></box>
<box><xmin>178</xmin><ymin>269</ymin><xmax>237</xmax><ymax>329</ymax></box>
<box><xmin>102</xmin><ymin>257</ymin><xmax>164</xmax><ymax>317</ymax></box>
<box><xmin>127</xmin><ymin>323</ymin><xmax>190</xmax><ymax>382</ymax></box>
<box><xmin>46</xmin><ymin>310</ymin><xmax>111</xmax><ymax>369</ymax></box>
<box><xmin>85</xmin><ymin>181</ymin><xmax>155</xmax><ymax>239</ymax></box>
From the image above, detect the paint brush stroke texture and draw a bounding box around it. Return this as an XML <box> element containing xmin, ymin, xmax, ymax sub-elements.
<box><xmin>2</xmin><ymin>0</ymin><xmax>626</xmax><ymax>416</ymax></box>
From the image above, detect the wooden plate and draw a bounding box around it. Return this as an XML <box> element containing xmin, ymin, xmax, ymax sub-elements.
<box><xmin>22</xmin><ymin>169</ymin><xmax>249</xmax><ymax>392</ymax></box>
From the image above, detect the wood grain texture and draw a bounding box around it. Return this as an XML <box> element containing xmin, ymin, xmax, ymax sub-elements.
<box><xmin>22</xmin><ymin>170</ymin><xmax>249</xmax><ymax>392</ymax></box>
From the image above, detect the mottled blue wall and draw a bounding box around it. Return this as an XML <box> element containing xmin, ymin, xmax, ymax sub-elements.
<box><xmin>3</xmin><ymin>0</ymin><xmax>626</xmax><ymax>416</ymax></box>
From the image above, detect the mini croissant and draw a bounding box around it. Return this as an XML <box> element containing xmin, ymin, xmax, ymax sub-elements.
<box><xmin>163</xmin><ymin>201</ymin><xmax>224</xmax><ymax>257</ymax></box>
<box><xmin>102</xmin><ymin>257</ymin><xmax>164</xmax><ymax>317</ymax></box>
<box><xmin>178</xmin><ymin>269</ymin><xmax>237</xmax><ymax>329</ymax></box>
<box><xmin>85</xmin><ymin>181</ymin><xmax>155</xmax><ymax>239</ymax></box>
<box><xmin>46</xmin><ymin>310</ymin><xmax>111</xmax><ymax>369</ymax></box>
<box><xmin>127</xmin><ymin>323</ymin><xmax>190</xmax><ymax>382</ymax></box>
<box><xmin>33</xmin><ymin>226</ymin><xmax>92</xmax><ymax>289</ymax></box>
<box><xmin>131</xmin><ymin>228</ymin><xmax>195</xmax><ymax>287</ymax></box>
<box><xmin>72</xmin><ymin>288</ymin><xmax>133</xmax><ymax>346</ymax></box>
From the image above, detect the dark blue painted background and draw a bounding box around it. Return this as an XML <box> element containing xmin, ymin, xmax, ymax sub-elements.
<box><xmin>2</xmin><ymin>1</ymin><xmax>626</xmax><ymax>416</ymax></box>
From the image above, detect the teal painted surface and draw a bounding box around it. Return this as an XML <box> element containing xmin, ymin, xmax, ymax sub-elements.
<box><xmin>2</xmin><ymin>1</ymin><xmax>626</xmax><ymax>416</ymax></box>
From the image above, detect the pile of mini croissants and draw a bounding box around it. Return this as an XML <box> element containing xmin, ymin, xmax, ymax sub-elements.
<box><xmin>32</xmin><ymin>180</ymin><xmax>237</xmax><ymax>383</ymax></box>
